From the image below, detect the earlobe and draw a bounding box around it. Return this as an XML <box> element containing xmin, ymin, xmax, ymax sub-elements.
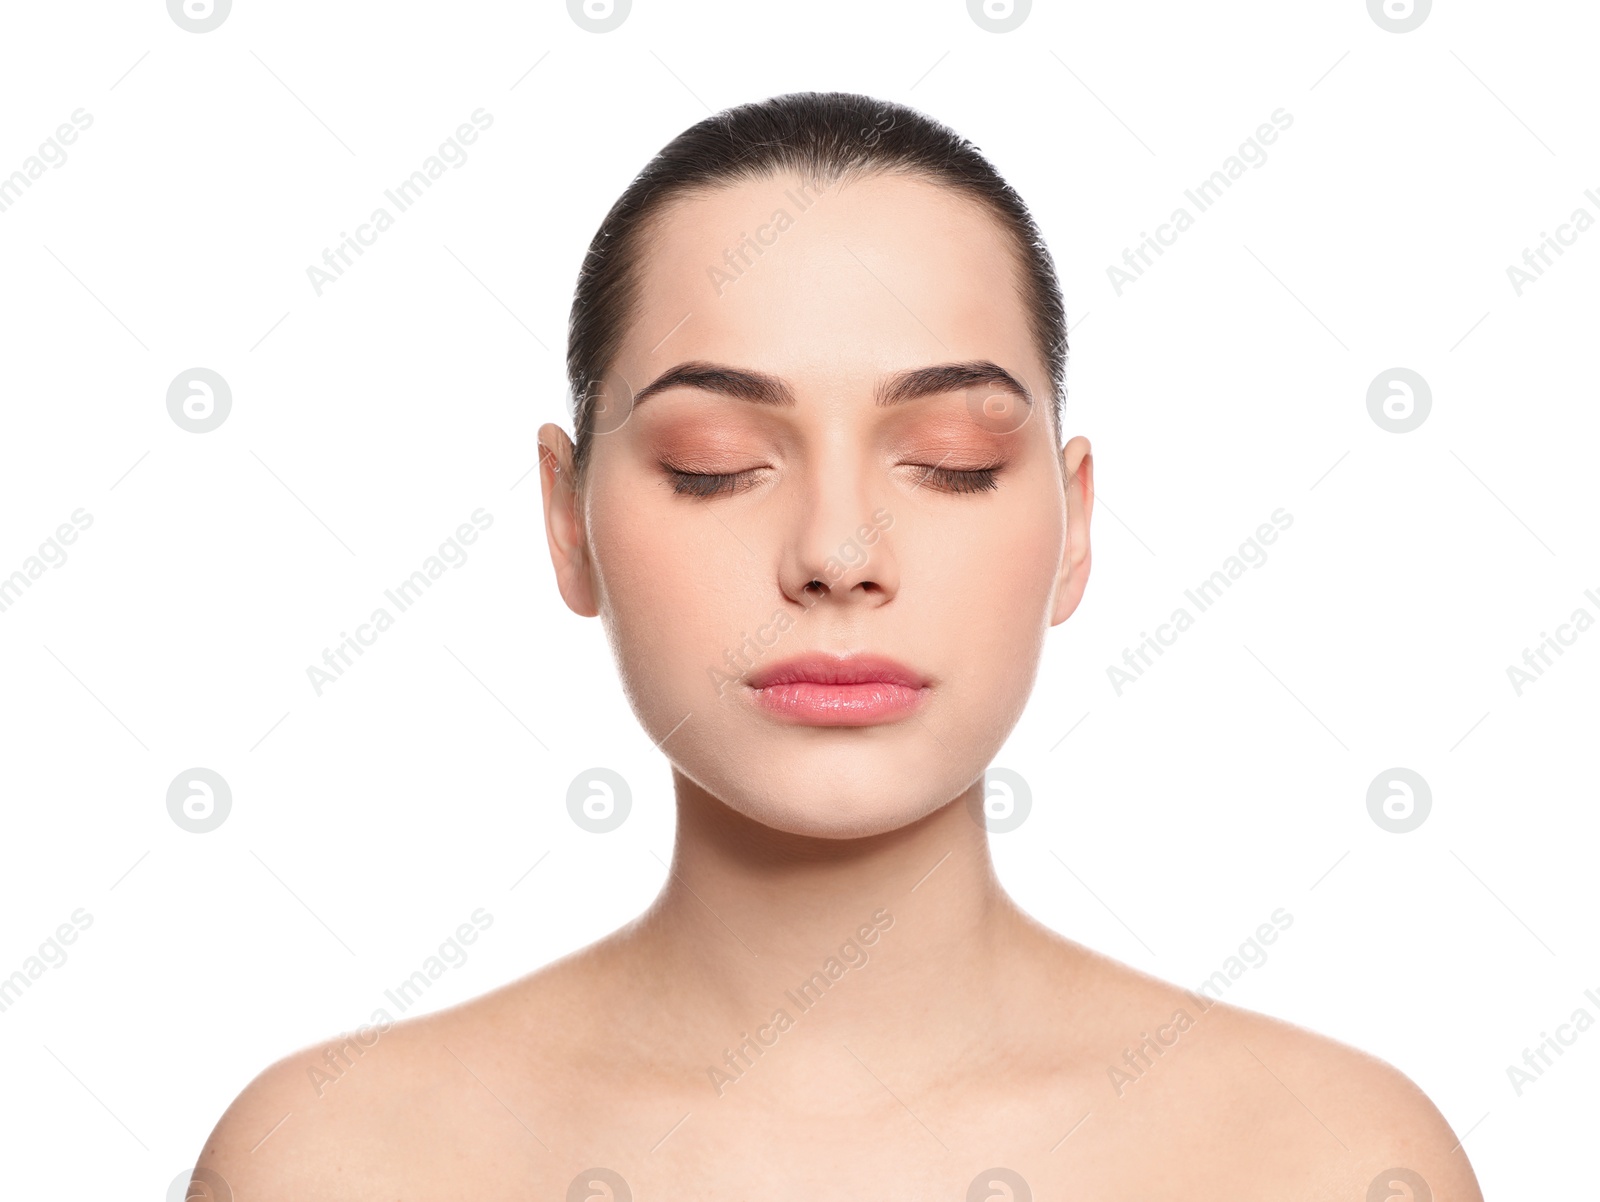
<box><xmin>1051</xmin><ymin>437</ymin><xmax>1093</xmax><ymax>627</ymax></box>
<box><xmin>537</xmin><ymin>424</ymin><xmax>600</xmax><ymax>618</ymax></box>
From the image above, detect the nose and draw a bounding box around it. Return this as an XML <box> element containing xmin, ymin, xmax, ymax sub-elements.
<box><xmin>778</xmin><ymin>462</ymin><xmax>898</xmax><ymax>608</ymax></box>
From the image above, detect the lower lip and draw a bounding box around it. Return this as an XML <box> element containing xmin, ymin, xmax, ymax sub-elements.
<box><xmin>748</xmin><ymin>681</ymin><xmax>928</xmax><ymax>726</ymax></box>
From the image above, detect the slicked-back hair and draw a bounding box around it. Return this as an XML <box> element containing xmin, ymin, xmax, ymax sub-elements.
<box><xmin>565</xmin><ymin>90</ymin><xmax>1067</xmax><ymax>484</ymax></box>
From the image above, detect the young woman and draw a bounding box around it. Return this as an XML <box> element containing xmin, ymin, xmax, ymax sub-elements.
<box><xmin>196</xmin><ymin>92</ymin><xmax>1484</xmax><ymax>1201</ymax></box>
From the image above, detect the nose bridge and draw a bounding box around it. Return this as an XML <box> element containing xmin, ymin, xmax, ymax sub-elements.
<box><xmin>784</xmin><ymin>431</ymin><xmax>895</xmax><ymax>601</ymax></box>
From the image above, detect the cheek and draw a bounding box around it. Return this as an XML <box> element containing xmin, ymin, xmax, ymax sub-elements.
<box><xmin>921</xmin><ymin>490</ymin><xmax>1062</xmax><ymax>702</ymax></box>
<box><xmin>587</xmin><ymin>484</ymin><xmax>754</xmax><ymax>704</ymax></box>
<box><xmin>918</xmin><ymin>483</ymin><xmax>1062</xmax><ymax>613</ymax></box>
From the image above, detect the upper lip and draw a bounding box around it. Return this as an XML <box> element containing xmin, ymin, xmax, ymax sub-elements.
<box><xmin>746</xmin><ymin>653</ymin><xmax>928</xmax><ymax>690</ymax></box>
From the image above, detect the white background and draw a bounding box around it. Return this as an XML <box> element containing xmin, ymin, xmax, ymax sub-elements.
<box><xmin>1</xmin><ymin>0</ymin><xmax>1595</xmax><ymax>1196</ymax></box>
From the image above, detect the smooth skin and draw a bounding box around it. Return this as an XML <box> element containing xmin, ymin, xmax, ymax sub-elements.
<box><xmin>196</xmin><ymin>171</ymin><xmax>1484</xmax><ymax>1200</ymax></box>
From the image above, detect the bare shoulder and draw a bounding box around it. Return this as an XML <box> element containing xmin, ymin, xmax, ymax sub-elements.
<box><xmin>1213</xmin><ymin>1002</ymin><xmax>1485</xmax><ymax>1201</ymax></box>
<box><xmin>190</xmin><ymin>966</ymin><xmax>588</xmax><ymax>1202</ymax></box>
<box><xmin>1025</xmin><ymin>933</ymin><xmax>1485</xmax><ymax>1200</ymax></box>
<box><xmin>191</xmin><ymin>1008</ymin><xmax>463</xmax><ymax>1200</ymax></box>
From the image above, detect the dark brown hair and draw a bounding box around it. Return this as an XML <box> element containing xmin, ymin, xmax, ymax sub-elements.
<box><xmin>565</xmin><ymin>90</ymin><xmax>1067</xmax><ymax>483</ymax></box>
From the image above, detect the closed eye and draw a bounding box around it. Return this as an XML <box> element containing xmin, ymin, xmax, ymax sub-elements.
<box><xmin>661</xmin><ymin>464</ymin><xmax>1002</xmax><ymax>498</ymax></box>
<box><xmin>912</xmin><ymin>465</ymin><xmax>1000</xmax><ymax>494</ymax></box>
<box><xmin>665</xmin><ymin>468</ymin><xmax>760</xmax><ymax>497</ymax></box>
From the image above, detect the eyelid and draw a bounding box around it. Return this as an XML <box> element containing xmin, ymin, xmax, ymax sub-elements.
<box><xmin>659</xmin><ymin>459</ymin><xmax>1004</xmax><ymax>499</ymax></box>
<box><xmin>910</xmin><ymin>464</ymin><xmax>1001</xmax><ymax>494</ymax></box>
<box><xmin>662</xmin><ymin>464</ymin><xmax>763</xmax><ymax>498</ymax></box>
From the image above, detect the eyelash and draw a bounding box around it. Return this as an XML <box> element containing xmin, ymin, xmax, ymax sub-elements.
<box><xmin>920</xmin><ymin>465</ymin><xmax>1000</xmax><ymax>494</ymax></box>
<box><xmin>667</xmin><ymin>469</ymin><xmax>752</xmax><ymax>498</ymax></box>
<box><xmin>663</xmin><ymin>465</ymin><xmax>1001</xmax><ymax>497</ymax></box>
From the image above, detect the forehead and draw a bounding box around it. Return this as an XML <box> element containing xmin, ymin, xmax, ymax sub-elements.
<box><xmin>616</xmin><ymin>171</ymin><xmax>1041</xmax><ymax>401</ymax></box>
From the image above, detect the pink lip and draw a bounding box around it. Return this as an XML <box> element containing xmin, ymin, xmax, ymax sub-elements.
<box><xmin>745</xmin><ymin>653</ymin><xmax>930</xmax><ymax>726</ymax></box>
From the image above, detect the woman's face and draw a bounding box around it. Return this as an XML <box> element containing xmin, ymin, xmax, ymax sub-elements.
<box><xmin>541</xmin><ymin>170</ymin><xmax>1092</xmax><ymax>838</ymax></box>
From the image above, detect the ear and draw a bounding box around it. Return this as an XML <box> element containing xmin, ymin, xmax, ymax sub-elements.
<box><xmin>537</xmin><ymin>423</ymin><xmax>600</xmax><ymax>618</ymax></box>
<box><xmin>1050</xmin><ymin>435</ymin><xmax>1093</xmax><ymax>627</ymax></box>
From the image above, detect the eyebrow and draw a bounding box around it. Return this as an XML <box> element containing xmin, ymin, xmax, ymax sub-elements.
<box><xmin>627</xmin><ymin>359</ymin><xmax>1033</xmax><ymax>412</ymax></box>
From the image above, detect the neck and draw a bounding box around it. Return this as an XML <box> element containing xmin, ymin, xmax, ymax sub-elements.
<box><xmin>613</xmin><ymin>771</ymin><xmax>1043</xmax><ymax>1086</ymax></box>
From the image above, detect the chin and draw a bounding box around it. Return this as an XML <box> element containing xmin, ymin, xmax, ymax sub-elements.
<box><xmin>749</xmin><ymin>799</ymin><xmax>940</xmax><ymax>840</ymax></box>
<box><xmin>691</xmin><ymin>756</ymin><xmax>968</xmax><ymax>840</ymax></box>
